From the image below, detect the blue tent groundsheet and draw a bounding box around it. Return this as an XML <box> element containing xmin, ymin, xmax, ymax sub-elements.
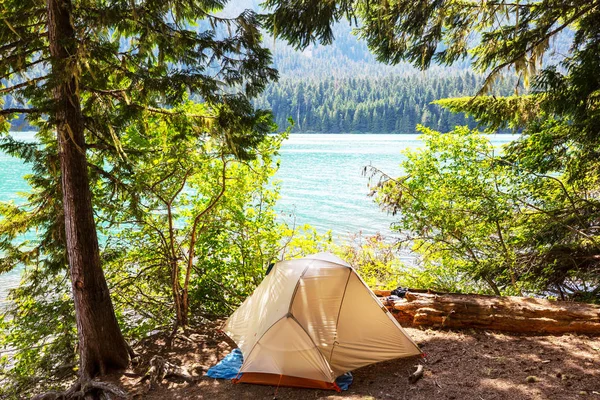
<box><xmin>205</xmin><ymin>348</ymin><xmax>353</xmax><ymax>390</ymax></box>
<box><xmin>205</xmin><ymin>348</ymin><xmax>244</xmax><ymax>380</ymax></box>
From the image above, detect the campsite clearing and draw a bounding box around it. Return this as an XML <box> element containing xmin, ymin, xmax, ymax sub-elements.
<box><xmin>111</xmin><ymin>321</ymin><xmax>600</xmax><ymax>400</ymax></box>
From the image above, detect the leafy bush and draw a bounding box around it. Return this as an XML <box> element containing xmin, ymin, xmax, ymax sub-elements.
<box><xmin>370</xmin><ymin>125</ymin><xmax>599</xmax><ymax>299</ymax></box>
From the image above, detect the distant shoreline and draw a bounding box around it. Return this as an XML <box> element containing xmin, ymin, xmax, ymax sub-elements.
<box><xmin>10</xmin><ymin>129</ymin><xmax>517</xmax><ymax>135</ymax></box>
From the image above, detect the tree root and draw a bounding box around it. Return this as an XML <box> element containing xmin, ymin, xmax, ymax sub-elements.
<box><xmin>31</xmin><ymin>378</ymin><xmax>128</xmax><ymax>400</ymax></box>
<box><xmin>31</xmin><ymin>391</ymin><xmax>67</xmax><ymax>400</ymax></box>
<box><xmin>173</xmin><ymin>333</ymin><xmax>194</xmax><ymax>345</ymax></box>
<box><xmin>126</xmin><ymin>346</ymin><xmax>141</xmax><ymax>369</ymax></box>
<box><xmin>139</xmin><ymin>355</ymin><xmax>198</xmax><ymax>390</ymax></box>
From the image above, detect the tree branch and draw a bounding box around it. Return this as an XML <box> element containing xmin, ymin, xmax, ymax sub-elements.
<box><xmin>475</xmin><ymin>2</ymin><xmax>597</xmax><ymax>98</ymax></box>
<box><xmin>0</xmin><ymin>108</ymin><xmax>40</xmax><ymax>116</ymax></box>
<box><xmin>0</xmin><ymin>57</ymin><xmax>50</xmax><ymax>80</ymax></box>
<box><xmin>0</xmin><ymin>76</ymin><xmax>48</xmax><ymax>94</ymax></box>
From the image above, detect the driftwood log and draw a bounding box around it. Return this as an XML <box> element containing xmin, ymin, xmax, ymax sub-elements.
<box><xmin>374</xmin><ymin>290</ymin><xmax>600</xmax><ymax>334</ymax></box>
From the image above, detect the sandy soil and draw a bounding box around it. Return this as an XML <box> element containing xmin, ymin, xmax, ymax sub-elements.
<box><xmin>111</xmin><ymin>321</ymin><xmax>600</xmax><ymax>400</ymax></box>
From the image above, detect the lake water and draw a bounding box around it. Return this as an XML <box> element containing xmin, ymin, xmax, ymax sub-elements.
<box><xmin>0</xmin><ymin>133</ymin><xmax>517</xmax><ymax>305</ymax></box>
<box><xmin>276</xmin><ymin>134</ymin><xmax>421</xmax><ymax>236</ymax></box>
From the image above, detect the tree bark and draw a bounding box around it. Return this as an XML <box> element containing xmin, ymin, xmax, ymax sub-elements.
<box><xmin>375</xmin><ymin>290</ymin><xmax>600</xmax><ymax>334</ymax></box>
<box><xmin>47</xmin><ymin>0</ymin><xmax>129</xmax><ymax>379</ymax></box>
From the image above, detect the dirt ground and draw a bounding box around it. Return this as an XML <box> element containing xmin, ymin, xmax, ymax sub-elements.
<box><xmin>109</xmin><ymin>320</ymin><xmax>600</xmax><ymax>400</ymax></box>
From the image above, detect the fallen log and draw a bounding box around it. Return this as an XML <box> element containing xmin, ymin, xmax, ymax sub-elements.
<box><xmin>374</xmin><ymin>290</ymin><xmax>600</xmax><ymax>334</ymax></box>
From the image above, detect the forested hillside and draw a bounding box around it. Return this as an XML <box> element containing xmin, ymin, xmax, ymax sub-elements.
<box><xmin>254</xmin><ymin>72</ymin><xmax>517</xmax><ymax>133</ymax></box>
<box><xmin>259</xmin><ymin>20</ymin><xmax>514</xmax><ymax>133</ymax></box>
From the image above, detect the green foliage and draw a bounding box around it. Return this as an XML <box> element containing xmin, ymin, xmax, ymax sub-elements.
<box><xmin>372</xmin><ymin>126</ymin><xmax>525</xmax><ymax>295</ymax></box>
<box><xmin>397</xmin><ymin>263</ymin><xmax>490</xmax><ymax>295</ymax></box>
<box><xmin>262</xmin><ymin>0</ymin><xmax>586</xmax><ymax>87</ymax></box>
<box><xmin>434</xmin><ymin>95</ymin><xmax>542</xmax><ymax>132</ymax></box>
<box><xmin>0</xmin><ymin>122</ymin><xmax>70</xmax><ymax>398</ymax></box>
<box><xmin>427</xmin><ymin>5</ymin><xmax>600</xmax><ymax>299</ymax></box>
<box><xmin>97</xmin><ymin>102</ymin><xmax>287</xmax><ymax>325</ymax></box>
<box><xmin>370</xmin><ymin>125</ymin><xmax>599</xmax><ymax>298</ymax></box>
<box><xmin>279</xmin><ymin>224</ymin><xmax>334</xmax><ymax>260</ymax></box>
<box><xmin>333</xmin><ymin>233</ymin><xmax>402</xmax><ymax>289</ymax></box>
<box><xmin>1</xmin><ymin>0</ymin><xmax>278</xmax><ymax>142</ymax></box>
<box><xmin>0</xmin><ymin>274</ymin><xmax>76</xmax><ymax>397</ymax></box>
<box><xmin>263</xmin><ymin>0</ymin><xmax>600</xmax><ymax>300</ymax></box>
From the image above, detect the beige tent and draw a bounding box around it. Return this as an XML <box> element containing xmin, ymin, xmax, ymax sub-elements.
<box><xmin>224</xmin><ymin>252</ymin><xmax>421</xmax><ymax>391</ymax></box>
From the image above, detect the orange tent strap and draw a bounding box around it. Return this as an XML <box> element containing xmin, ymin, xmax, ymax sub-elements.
<box><xmin>233</xmin><ymin>373</ymin><xmax>342</xmax><ymax>392</ymax></box>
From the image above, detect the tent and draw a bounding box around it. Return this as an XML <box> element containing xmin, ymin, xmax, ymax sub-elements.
<box><xmin>222</xmin><ymin>252</ymin><xmax>421</xmax><ymax>391</ymax></box>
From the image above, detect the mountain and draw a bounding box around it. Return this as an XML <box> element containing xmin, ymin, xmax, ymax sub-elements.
<box><xmin>255</xmin><ymin>21</ymin><xmax>514</xmax><ymax>133</ymax></box>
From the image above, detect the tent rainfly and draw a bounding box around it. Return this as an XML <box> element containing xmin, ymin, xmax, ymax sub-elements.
<box><xmin>223</xmin><ymin>252</ymin><xmax>422</xmax><ymax>391</ymax></box>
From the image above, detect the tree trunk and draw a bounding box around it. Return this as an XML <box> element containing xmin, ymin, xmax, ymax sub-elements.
<box><xmin>375</xmin><ymin>290</ymin><xmax>600</xmax><ymax>334</ymax></box>
<box><xmin>166</xmin><ymin>203</ymin><xmax>186</xmax><ymax>330</ymax></box>
<box><xmin>47</xmin><ymin>0</ymin><xmax>129</xmax><ymax>379</ymax></box>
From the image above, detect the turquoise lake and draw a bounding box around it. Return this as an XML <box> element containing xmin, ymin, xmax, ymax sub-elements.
<box><xmin>0</xmin><ymin>133</ymin><xmax>517</xmax><ymax>304</ymax></box>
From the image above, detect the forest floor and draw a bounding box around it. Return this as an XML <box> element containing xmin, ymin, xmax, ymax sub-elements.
<box><xmin>110</xmin><ymin>321</ymin><xmax>600</xmax><ymax>400</ymax></box>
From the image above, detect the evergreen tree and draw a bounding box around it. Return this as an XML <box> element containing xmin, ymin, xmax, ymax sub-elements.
<box><xmin>1</xmin><ymin>0</ymin><xmax>276</xmax><ymax>393</ymax></box>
